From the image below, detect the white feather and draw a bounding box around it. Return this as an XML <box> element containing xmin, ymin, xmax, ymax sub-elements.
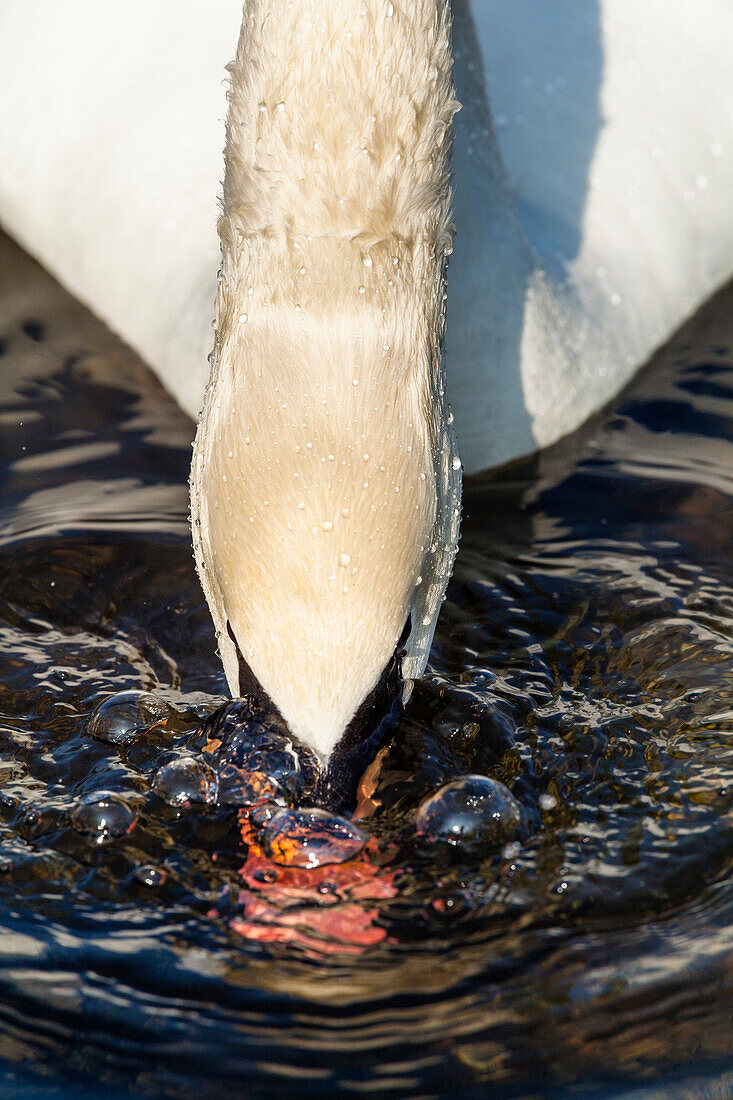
<box><xmin>190</xmin><ymin>0</ymin><xmax>460</xmax><ymax>759</ymax></box>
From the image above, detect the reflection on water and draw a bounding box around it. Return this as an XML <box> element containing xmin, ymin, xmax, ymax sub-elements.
<box><xmin>0</xmin><ymin>232</ymin><xmax>731</xmax><ymax>1098</ymax></box>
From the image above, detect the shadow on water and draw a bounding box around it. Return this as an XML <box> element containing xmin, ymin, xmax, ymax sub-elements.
<box><xmin>0</xmin><ymin>227</ymin><xmax>731</xmax><ymax>1099</ymax></box>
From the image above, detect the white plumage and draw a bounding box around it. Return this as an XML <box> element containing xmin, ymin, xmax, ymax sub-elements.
<box><xmin>191</xmin><ymin>1</ymin><xmax>460</xmax><ymax>759</ymax></box>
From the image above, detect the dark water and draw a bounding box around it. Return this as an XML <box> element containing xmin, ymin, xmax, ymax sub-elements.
<box><xmin>0</xmin><ymin>232</ymin><xmax>731</xmax><ymax>1098</ymax></box>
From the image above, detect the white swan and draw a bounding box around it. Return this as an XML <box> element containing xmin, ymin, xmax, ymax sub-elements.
<box><xmin>0</xmin><ymin>1</ymin><xmax>731</xmax><ymax>767</ymax></box>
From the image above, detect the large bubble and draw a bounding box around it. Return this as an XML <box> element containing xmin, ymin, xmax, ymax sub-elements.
<box><xmin>86</xmin><ymin>691</ymin><xmax>168</xmax><ymax>745</ymax></box>
<box><xmin>415</xmin><ymin>775</ymin><xmax>522</xmax><ymax>849</ymax></box>
<box><xmin>70</xmin><ymin>790</ymin><xmax>138</xmax><ymax>843</ymax></box>
<box><xmin>263</xmin><ymin>808</ymin><xmax>369</xmax><ymax>869</ymax></box>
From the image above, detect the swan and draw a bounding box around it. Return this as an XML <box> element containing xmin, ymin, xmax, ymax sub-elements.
<box><xmin>0</xmin><ymin>1</ymin><xmax>731</xmax><ymax>774</ymax></box>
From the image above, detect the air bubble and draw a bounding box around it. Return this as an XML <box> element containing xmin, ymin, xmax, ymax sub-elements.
<box><xmin>202</xmin><ymin>701</ymin><xmax>316</xmax><ymax>807</ymax></box>
<box><xmin>70</xmin><ymin>791</ymin><xmax>138</xmax><ymax>843</ymax></box>
<box><xmin>135</xmin><ymin>865</ymin><xmax>166</xmax><ymax>888</ymax></box>
<box><xmin>415</xmin><ymin>776</ymin><xmax>522</xmax><ymax>848</ymax></box>
<box><xmin>86</xmin><ymin>691</ymin><xmax>167</xmax><ymax>745</ymax></box>
<box><xmin>152</xmin><ymin>757</ymin><xmax>216</xmax><ymax>807</ymax></box>
<box><xmin>264</xmin><ymin>808</ymin><xmax>368</xmax><ymax>868</ymax></box>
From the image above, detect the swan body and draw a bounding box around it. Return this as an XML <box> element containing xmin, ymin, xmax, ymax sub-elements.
<box><xmin>2</xmin><ymin>2</ymin><xmax>731</xmax><ymax>472</ymax></box>
<box><xmin>449</xmin><ymin>0</ymin><xmax>733</xmax><ymax>469</ymax></box>
<box><xmin>0</xmin><ymin>1</ymin><xmax>731</xmax><ymax>762</ymax></box>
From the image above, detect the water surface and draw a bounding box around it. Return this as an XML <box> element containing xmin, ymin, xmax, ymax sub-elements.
<box><xmin>0</xmin><ymin>233</ymin><xmax>731</xmax><ymax>1097</ymax></box>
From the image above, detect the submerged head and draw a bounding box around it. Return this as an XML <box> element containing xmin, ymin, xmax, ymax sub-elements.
<box><xmin>190</xmin><ymin>0</ymin><xmax>461</xmax><ymax>777</ymax></box>
<box><xmin>191</xmin><ymin>243</ymin><xmax>459</xmax><ymax>769</ymax></box>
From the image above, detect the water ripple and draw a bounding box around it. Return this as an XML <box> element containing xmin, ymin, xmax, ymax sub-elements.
<box><xmin>0</xmin><ymin>235</ymin><xmax>731</xmax><ymax>1095</ymax></box>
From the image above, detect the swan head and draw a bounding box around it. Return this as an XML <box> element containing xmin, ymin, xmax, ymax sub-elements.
<box><xmin>190</xmin><ymin>0</ymin><xmax>461</xmax><ymax>788</ymax></box>
<box><xmin>191</xmin><ymin>236</ymin><xmax>460</xmax><ymax>778</ymax></box>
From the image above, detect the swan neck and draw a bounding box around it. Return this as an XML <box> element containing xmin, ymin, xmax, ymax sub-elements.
<box><xmin>191</xmin><ymin>0</ymin><xmax>461</xmax><ymax>763</ymax></box>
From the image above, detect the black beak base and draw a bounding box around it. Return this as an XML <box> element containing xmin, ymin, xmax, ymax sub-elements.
<box><xmin>224</xmin><ymin>619</ymin><xmax>408</xmax><ymax>814</ymax></box>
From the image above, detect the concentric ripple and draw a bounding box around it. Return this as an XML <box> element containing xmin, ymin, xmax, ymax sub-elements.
<box><xmin>0</xmin><ymin>233</ymin><xmax>731</xmax><ymax>1097</ymax></box>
